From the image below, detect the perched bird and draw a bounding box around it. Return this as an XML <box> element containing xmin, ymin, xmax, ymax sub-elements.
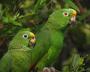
<box><xmin>29</xmin><ymin>8</ymin><xmax>77</xmax><ymax>71</ymax></box>
<box><xmin>0</xmin><ymin>29</ymin><xmax>36</xmax><ymax>72</ymax></box>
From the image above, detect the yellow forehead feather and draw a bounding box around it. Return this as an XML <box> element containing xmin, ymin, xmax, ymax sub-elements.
<box><xmin>29</xmin><ymin>32</ymin><xmax>35</xmax><ymax>37</ymax></box>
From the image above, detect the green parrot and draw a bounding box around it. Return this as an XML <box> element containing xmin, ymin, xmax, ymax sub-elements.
<box><xmin>29</xmin><ymin>8</ymin><xmax>77</xmax><ymax>71</ymax></box>
<box><xmin>0</xmin><ymin>29</ymin><xmax>36</xmax><ymax>72</ymax></box>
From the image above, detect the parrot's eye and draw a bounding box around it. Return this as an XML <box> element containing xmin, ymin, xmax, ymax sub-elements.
<box><xmin>63</xmin><ymin>12</ymin><xmax>69</xmax><ymax>16</ymax></box>
<box><xmin>23</xmin><ymin>34</ymin><xmax>28</xmax><ymax>39</ymax></box>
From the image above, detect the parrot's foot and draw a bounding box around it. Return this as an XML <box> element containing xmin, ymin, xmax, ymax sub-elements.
<box><xmin>43</xmin><ymin>67</ymin><xmax>56</xmax><ymax>72</ymax></box>
<box><xmin>50</xmin><ymin>67</ymin><xmax>56</xmax><ymax>72</ymax></box>
<box><xmin>43</xmin><ymin>67</ymin><xmax>51</xmax><ymax>72</ymax></box>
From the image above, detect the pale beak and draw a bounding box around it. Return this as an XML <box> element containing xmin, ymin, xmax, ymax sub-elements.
<box><xmin>70</xmin><ymin>10</ymin><xmax>77</xmax><ymax>22</ymax></box>
<box><xmin>29</xmin><ymin>32</ymin><xmax>36</xmax><ymax>47</ymax></box>
<box><xmin>71</xmin><ymin>16</ymin><xmax>76</xmax><ymax>22</ymax></box>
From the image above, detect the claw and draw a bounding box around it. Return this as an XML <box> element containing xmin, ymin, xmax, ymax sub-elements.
<box><xmin>50</xmin><ymin>67</ymin><xmax>56</xmax><ymax>72</ymax></box>
<box><xmin>43</xmin><ymin>67</ymin><xmax>51</xmax><ymax>72</ymax></box>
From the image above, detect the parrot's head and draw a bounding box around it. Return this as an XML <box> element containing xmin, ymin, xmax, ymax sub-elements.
<box><xmin>62</xmin><ymin>9</ymin><xmax>77</xmax><ymax>22</ymax></box>
<box><xmin>9</xmin><ymin>29</ymin><xmax>36</xmax><ymax>49</ymax></box>
<box><xmin>48</xmin><ymin>8</ymin><xmax>77</xmax><ymax>29</ymax></box>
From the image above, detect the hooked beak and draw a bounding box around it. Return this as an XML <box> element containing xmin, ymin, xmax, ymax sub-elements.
<box><xmin>29</xmin><ymin>32</ymin><xmax>36</xmax><ymax>47</ymax></box>
<box><xmin>70</xmin><ymin>10</ymin><xmax>77</xmax><ymax>22</ymax></box>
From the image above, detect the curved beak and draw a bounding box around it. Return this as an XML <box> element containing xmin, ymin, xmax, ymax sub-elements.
<box><xmin>70</xmin><ymin>10</ymin><xmax>77</xmax><ymax>22</ymax></box>
<box><xmin>29</xmin><ymin>32</ymin><xmax>36</xmax><ymax>47</ymax></box>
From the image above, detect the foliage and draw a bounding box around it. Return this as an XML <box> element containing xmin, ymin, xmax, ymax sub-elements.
<box><xmin>62</xmin><ymin>48</ymin><xmax>84</xmax><ymax>72</ymax></box>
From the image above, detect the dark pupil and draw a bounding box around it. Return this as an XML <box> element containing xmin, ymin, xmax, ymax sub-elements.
<box><xmin>24</xmin><ymin>35</ymin><xmax>27</xmax><ymax>38</ymax></box>
<box><xmin>64</xmin><ymin>13</ymin><xmax>67</xmax><ymax>15</ymax></box>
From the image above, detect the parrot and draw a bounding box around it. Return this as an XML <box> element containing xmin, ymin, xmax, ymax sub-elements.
<box><xmin>0</xmin><ymin>28</ymin><xmax>36</xmax><ymax>72</ymax></box>
<box><xmin>29</xmin><ymin>8</ymin><xmax>77</xmax><ymax>71</ymax></box>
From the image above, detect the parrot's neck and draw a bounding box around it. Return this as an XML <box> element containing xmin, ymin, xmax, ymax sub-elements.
<box><xmin>44</xmin><ymin>22</ymin><xmax>68</xmax><ymax>33</ymax></box>
<box><xmin>9</xmin><ymin>47</ymin><xmax>32</xmax><ymax>51</ymax></box>
<box><xmin>8</xmin><ymin>40</ymin><xmax>29</xmax><ymax>50</ymax></box>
